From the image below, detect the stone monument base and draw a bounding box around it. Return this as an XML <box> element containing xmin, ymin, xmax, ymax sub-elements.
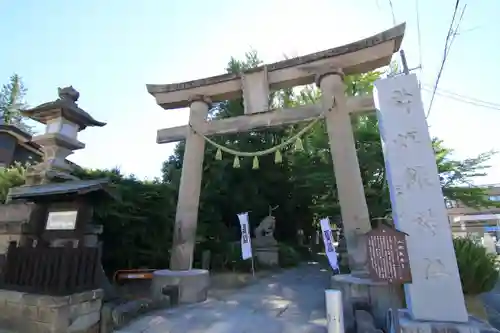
<box><xmin>151</xmin><ymin>269</ymin><xmax>209</xmax><ymax>304</ymax></box>
<box><xmin>388</xmin><ymin>308</ymin><xmax>500</xmax><ymax>333</ymax></box>
<box><xmin>332</xmin><ymin>274</ymin><xmax>403</xmax><ymax>331</ymax></box>
<box><xmin>254</xmin><ymin>246</ymin><xmax>279</xmax><ymax>266</ymax></box>
<box><xmin>0</xmin><ymin>288</ymin><xmax>103</xmax><ymax>333</ymax></box>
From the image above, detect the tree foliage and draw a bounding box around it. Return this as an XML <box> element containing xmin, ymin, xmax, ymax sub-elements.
<box><xmin>0</xmin><ymin>53</ymin><xmax>496</xmax><ymax>274</ymax></box>
<box><xmin>163</xmin><ymin>53</ymin><xmax>498</xmax><ymax>248</ymax></box>
<box><xmin>0</xmin><ymin>163</ymin><xmax>26</xmax><ymax>202</ymax></box>
<box><xmin>73</xmin><ymin>168</ymin><xmax>177</xmax><ymax>274</ymax></box>
<box><xmin>0</xmin><ymin>74</ymin><xmax>34</xmax><ymax>134</ymax></box>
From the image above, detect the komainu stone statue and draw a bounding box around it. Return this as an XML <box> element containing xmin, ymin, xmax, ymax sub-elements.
<box><xmin>253</xmin><ymin>215</ymin><xmax>278</xmax><ymax>247</ymax></box>
<box><xmin>253</xmin><ymin>205</ymin><xmax>279</xmax><ymax>266</ymax></box>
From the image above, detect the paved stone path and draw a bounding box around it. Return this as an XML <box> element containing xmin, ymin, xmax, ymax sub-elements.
<box><xmin>482</xmin><ymin>281</ymin><xmax>500</xmax><ymax>330</ymax></box>
<box><xmin>116</xmin><ymin>262</ymin><xmax>331</xmax><ymax>333</ymax></box>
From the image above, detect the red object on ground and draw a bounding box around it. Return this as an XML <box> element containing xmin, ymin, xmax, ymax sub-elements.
<box><xmin>113</xmin><ymin>269</ymin><xmax>156</xmax><ymax>284</ymax></box>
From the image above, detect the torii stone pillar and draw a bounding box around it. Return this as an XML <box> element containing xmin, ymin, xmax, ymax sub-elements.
<box><xmin>317</xmin><ymin>69</ymin><xmax>371</xmax><ymax>276</ymax></box>
<box><xmin>170</xmin><ymin>95</ymin><xmax>211</xmax><ymax>271</ymax></box>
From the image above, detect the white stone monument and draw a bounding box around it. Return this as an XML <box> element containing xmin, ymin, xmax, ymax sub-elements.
<box><xmin>374</xmin><ymin>74</ymin><xmax>469</xmax><ymax>324</ymax></box>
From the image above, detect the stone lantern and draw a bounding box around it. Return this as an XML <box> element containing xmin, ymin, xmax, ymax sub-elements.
<box><xmin>21</xmin><ymin>86</ymin><xmax>106</xmax><ymax>184</ymax></box>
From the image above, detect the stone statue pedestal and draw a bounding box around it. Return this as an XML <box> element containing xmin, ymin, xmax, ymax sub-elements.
<box><xmin>332</xmin><ymin>274</ymin><xmax>403</xmax><ymax>331</ymax></box>
<box><xmin>254</xmin><ymin>245</ymin><xmax>279</xmax><ymax>266</ymax></box>
<box><xmin>150</xmin><ymin>269</ymin><xmax>210</xmax><ymax>304</ymax></box>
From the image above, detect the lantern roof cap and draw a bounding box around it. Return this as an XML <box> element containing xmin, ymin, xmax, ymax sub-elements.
<box><xmin>22</xmin><ymin>86</ymin><xmax>106</xmax><ymax>130</ymax></box>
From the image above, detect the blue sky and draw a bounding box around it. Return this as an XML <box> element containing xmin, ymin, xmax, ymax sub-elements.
<box><xmin>1</xmin><ymin>0</ymin><xmax>499</xmax><ymax>184</ymax></box>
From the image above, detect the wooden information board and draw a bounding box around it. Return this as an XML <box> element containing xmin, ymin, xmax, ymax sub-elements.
<box><xmin>46</xmin><ymin>210</ymin><xmax>78</xmax><ymax>230</ymax></box>
<box><xmin>366</xmin><ymin>224</ymin><xmax>411</xmax><ymax>284</ymax></box>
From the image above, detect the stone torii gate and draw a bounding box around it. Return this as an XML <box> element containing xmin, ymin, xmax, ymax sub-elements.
<box><xmin>147</xmin><ymin>24</ymin><xmax>405</xmax><ymax>279</ymax></box>
<box><xmin>146</xmin><ymin>21</ymin><xmax>475</xmax><ymax>332</ymax></box>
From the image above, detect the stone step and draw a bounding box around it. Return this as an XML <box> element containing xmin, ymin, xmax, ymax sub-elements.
<box><xmin>100</xmin><ymin>298</ymin><xmax>170</xmax><ymax>333</ymax></box>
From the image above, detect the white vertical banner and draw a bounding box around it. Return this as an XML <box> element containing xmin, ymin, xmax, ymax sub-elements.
<box><xmin>320</xmin><ymin>218</ymin><xmax>339</xmax><ymax>271</ymax></box>
<box><xmin>237</xmin><ymin>212</ymin><xmax>253</xmax><ymax>260</ymax></box>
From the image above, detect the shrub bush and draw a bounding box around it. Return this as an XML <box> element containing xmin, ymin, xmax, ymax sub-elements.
<box><xmin>0</xmin><ymin>163</ymin><xmax>27</xmax><ymax>203</ymax></box>
<box><xmin>453</xmin><ymin>236</ymin><xmax>499</xmax><ymax>295</ymax></box>
<box><xmin>0</xmin><ymin>166</ymin><xmax>179</xmax><ymax>275</ymax></box>
<box><xmin>74</xmin><ymin>168</ymin><xmax>177</xmax><ymax>275</ymax></box>
<box><xmin>0</xmin><ymin>165</ymin><xmax>305</xmax><ymax>274</ymax></box>
<box><xmin>278</xmin><ymin>243</ymin><xmax>301</xmax><ymax>267</ymax></box>
<box><xmin>295</xmin><ymin>245</ymin><xmax>313</xmax><ymax>260</ymax></box>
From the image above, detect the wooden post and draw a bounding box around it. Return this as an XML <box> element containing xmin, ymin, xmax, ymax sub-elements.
<box><xmin>317</xmin><ymin>70</ymin><xmax>372</xmax><ymax>276</ymax></box>
<box><xmin>169</xmin><ymin>95</ymin><xmax>211</xmax><ymax>271</ymax></box>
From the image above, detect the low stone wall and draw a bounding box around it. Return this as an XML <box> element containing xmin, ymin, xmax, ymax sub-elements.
<box><xmin>0</xmin><ymin>202</ymin><xmax>32</xmax><ymax>271</ymax></box>
<box><xmin>0</xmin><ymin>202</ymin><xmax>33</xmax><ymax>224</ymax></box>
<box><xmin>0</xmin><ymin>202</ymin><xmax>32</xmax><ymax>242</ymax></box>
<box><xmin>0</xmin><ymin>288</ymin><xmax>103</xmax><ymax>333</ymax></box>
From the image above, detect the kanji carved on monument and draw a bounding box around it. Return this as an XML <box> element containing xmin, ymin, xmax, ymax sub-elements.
<box><xmin>365</xmin><ymin>224</ymin><xmax>411</xmax><ymax>284</ymax></box>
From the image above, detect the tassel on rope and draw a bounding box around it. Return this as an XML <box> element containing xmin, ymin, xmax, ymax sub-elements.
<box><xmin>215</xmin><ymin>148</ymin><xmax>222</xmax><ymax>160</ymax></box>
<box><xmin>252</xmin><ymin>156</ymin><xmax>259</xmax><ymax>170</ymax></box>
<box><xmin>274</xmin><ymin>150</ymin><xmax>282</xmax><ymax>164</ymax></box>
<box><xmin>294</xmin><ymin>137</ymin><xmax>304</xmax><ymax>152</ymax></box>
<box><xmin>233</xmin><ymin>156</ymin><xmax>240</xmax><ymax>168</ymax></box>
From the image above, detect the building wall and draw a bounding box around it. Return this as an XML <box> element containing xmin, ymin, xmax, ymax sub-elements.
<box><xmin>12</xmin><ymin>145</ymin><xmax>42</xmax><ymax>166</ymax></box>
<box><xmin>446</xmin><ymin>185</ymin><xmax>500</xmax><ymax>245</ymax></box>
<box><xmin>446</xmin><ymin>185</ymin><xmax>500</xmax><ymax>222</ymax></box>
<box><xmin>0</xmin><ymin>128</ymin><xmax>43</xmax><ymax>168</ymax></box>
<box><xmin>0</xmin><ymin>133</ymin><xmax>17</xmax><ymax>167</ymax></box>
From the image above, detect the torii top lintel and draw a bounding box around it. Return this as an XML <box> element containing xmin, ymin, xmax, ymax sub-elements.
<box><xmin>147</xmin><ymin>23</ymin><xmax>406</xmax><ymax>110</ymax></box>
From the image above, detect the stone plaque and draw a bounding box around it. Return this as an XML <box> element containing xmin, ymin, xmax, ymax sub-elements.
<box><xmin>366</xmin><ymin>224</ymin><xmax>411</xmax><ymax>284</ymax></box>
<box><xmin>241</xmin><ymin>68</ymin><xmax>269</xmax><ymax>115</ymax></box>
<box><xmin>46</xmin><ymin>210</ymin><xmax>78</xmax><ymax>230</ymax></box>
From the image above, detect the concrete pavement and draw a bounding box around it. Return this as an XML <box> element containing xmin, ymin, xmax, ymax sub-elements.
<box><xmin>115</xmin><ymin>262</ymin><xmax>331</xmax><ymax>333</ymax></box>
<box><xmin>483</xmin><ymin>281</ymin><xmax>500</xmax><ymax>330</ymax></box>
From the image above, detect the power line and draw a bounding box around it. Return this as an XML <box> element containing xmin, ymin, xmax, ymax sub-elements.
<box><xmin>388</xmin><ymin>0</ymin><xmax>397</xmax><ymax>25</ymax></box>
<box><xmin>421</xmin><ymin>87</ymin><xmax>500</xmax><ymax>111</ymax></box>
<box><xmin>429</xmin><ymin>91</ymin><xmax>500</xmax><ymax>110</ymax></box>
<box><xmin>415</xmin><ymin>0</ymin><xmax>423</xmax><ymax>75</ymax></box>
<box><xmin>426</xmin><ymin>0</ymin><xmax>464</xmax><ymax>117</ymax></box>
<box><xmin>426</xmin><ymin>0</ymin><xmax>467</xmax><ymax>119</ymax></box>
<box><xmin>422</xmin><ymin>85</ymin><xmax>500</xmax><ymax>108</ymax></box>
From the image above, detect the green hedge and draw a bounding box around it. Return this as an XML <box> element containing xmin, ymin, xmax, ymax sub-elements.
<box><xmin>453</xmin><ymin>236</ymin><xmax>499</xmax><ymax>295</ymax></box>
<box><xmin>0</xmin><ymin>165</ymin><xmax>303</xmax><ymax>276</ymax></box>
<box><xmin>278</xmin><ymin>243</ymin><xmax>301</xmax><ymax>267</ymax></box>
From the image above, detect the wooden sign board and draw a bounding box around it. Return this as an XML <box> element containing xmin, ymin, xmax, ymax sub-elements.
<box><xmin>365</xmin><ymin>224</ymin><xmax>411</xmax><ymax>284</ymax></box>
<box><xmin>46</xmin><ymin>210</ymin><xmax>78</xmax><ymax>230</ymax></box>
